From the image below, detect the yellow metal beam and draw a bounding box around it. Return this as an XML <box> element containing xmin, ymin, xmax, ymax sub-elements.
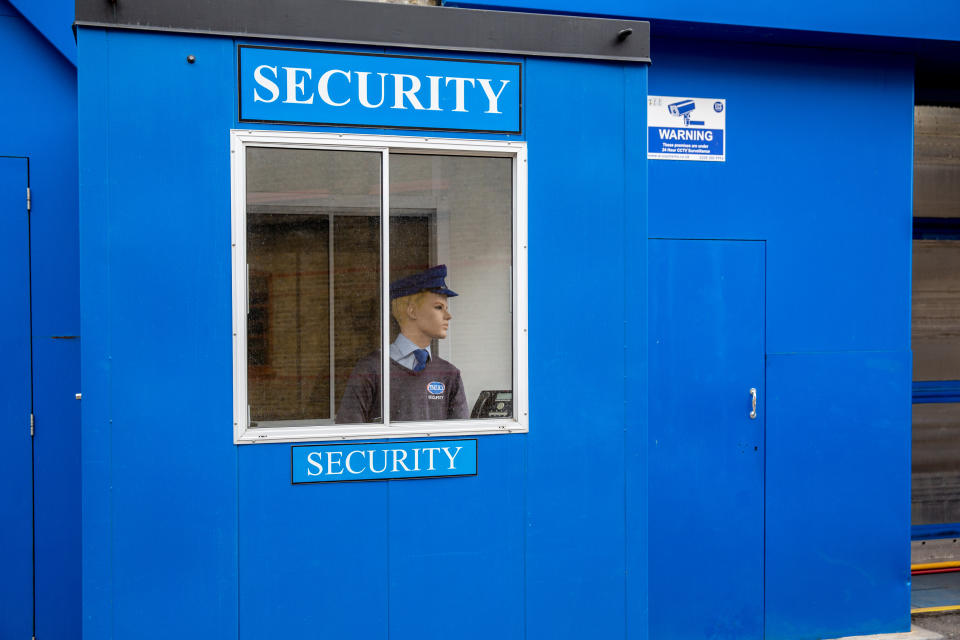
<box><xmin>912</xmin><ymin>561</ymin><xmax>960</xmax><ymax>571</ymax></box>
<box><xmin>912</xmin><ymin>605</ymin><xmax>960</xmax><ymax>614</ymax></box>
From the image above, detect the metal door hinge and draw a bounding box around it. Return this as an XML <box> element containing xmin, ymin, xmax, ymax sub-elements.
<box><xmin>30</xmin><ymin>413</ymin><xmax>34</xmax><ymax>437</ymax></box>
<box><xmin>26</xmin><ymin>187</ymin><xmax>31</xmax><ymax>212</ymax></box>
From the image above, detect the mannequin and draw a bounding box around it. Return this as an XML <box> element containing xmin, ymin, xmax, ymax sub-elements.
<box><xmin>336</xmin><ymin>265</ymin><xmax>468</xmax><ymax>424</ymax></box>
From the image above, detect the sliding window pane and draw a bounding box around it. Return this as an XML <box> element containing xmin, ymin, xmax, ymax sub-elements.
<box><xmin>246</xmin><ymin>147</ymin><xmax>382</xmax><ymax>426</ymax></box>
<box><xmin>387</xmin><ymin>153</ymin><xmax>514</xmax><ymax>422</ymax></box>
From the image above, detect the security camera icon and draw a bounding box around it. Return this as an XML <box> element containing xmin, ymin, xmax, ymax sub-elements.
<box><xmin>668</xmin><ymin>99</ymin><xmax>705</xmax><ymax>126</ymax></box>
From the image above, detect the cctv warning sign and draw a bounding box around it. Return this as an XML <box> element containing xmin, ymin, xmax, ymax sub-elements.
<box><xmin>648</xmin><ymin>96</ymin><xmax>725</xmax><ymax>162</ymax></box>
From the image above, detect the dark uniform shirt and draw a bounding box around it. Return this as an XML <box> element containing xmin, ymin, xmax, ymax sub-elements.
<box><xmin>335</xmin><ymin>352</ymin><xmax>468</xmax><ymax>424</ymax></box>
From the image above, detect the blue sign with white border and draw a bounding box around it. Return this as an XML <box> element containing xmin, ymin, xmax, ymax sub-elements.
<box><xmin>239</xmin><ymin>46</ymin><xmax>521</xmax><ymax>133</ymax></box>
<box><xmin>292</xmin><ymin>439</ymin><xmax>478</xmax><ymax>483</ymax></box>
<box><xmin>648</xmin><ymin>95</ymin><xmax>726</xmax><ymax>161</ymax></box>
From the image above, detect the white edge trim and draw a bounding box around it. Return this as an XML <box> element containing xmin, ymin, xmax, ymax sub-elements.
<box><xmin>231</xmin><ymin>129</ymin><xmax>529</xmax><ymax>445</ymax></box>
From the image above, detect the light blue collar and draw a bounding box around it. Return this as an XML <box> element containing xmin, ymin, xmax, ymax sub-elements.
<box><xmin>390</xmin><ymin>333</ymin><xmax>432</xmax><ymax>370</ymax></box>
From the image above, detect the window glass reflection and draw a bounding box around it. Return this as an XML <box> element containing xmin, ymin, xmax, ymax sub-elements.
<box><xmin>246</xmin><ymin>147</ymin><xmax>382</xmax><ymax>426</ymax></box>
<box><xmin>387</xmin><ymin>154</ymin><xmax>514</xmax><ymax>422</ymax></box>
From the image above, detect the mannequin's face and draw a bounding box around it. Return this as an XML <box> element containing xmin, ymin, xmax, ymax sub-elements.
<box><xmin>409</xmin><ymin>292</ymin><xmax>451</xmax><ymax>341</ymax></box>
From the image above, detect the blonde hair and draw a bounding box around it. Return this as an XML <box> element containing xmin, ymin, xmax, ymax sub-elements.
<box><xmin>390</xmin><ymin>291</ymin><xmax>429</xmax><ymax>327</ymax></box>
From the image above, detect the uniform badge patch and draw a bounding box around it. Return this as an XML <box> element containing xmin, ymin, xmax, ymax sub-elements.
<box><xmin>427</xmin><ymin>381</ymin><xmax>445</xmax><ymax>395</ymax></box>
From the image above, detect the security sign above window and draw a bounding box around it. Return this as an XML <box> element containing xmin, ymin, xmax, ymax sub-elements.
<box><xmin>648</xmin><ymin>95</ymin><xmax>726</xmax><ymax>162</ymax></box>
<box><xmin>238</xmin><ymin>46</ymin><xmax>522</xmax><ymax>134</ymax></box>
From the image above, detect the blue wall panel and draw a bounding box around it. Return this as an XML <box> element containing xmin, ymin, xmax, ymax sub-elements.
<box><xmin>0</xmin><ymin>0</ymin><xmax>79</xmax><ymax>338</ymax></box>
<box><xmin>647</xmin><ymin>38</ymin><xmax>913</xmax><ymax>638</ymax></box>
<box><xmin>1</xmin><ymin>2</ymin><xmax>81</xmax><ymax>638</ymax></box>
<box><xmin>524</xmin><ymin>57</ymin><xmax>629</xmax><ymax>640</ymax></box>
<box><xmin>108</xmin><ymin>31</ymin><xmax>237</xmax><ymax>639</ymax></box>
<box><xmin>648</xmin><ymin>40</ymin><xmax>913</xmax><ymax>354</ymax></box>
<box><xmin>0</xmin><ymin>155</ymin><xmax>33</xmax><ymax>640</ymax></box>
<box><xmin>33</xmin><ymin>337</ymin><xmax>81</xmax><ymax>639</ymax></box>
<box><xmin>623</xmin><ymin>63</ymin><xmax>649</xmax><ymax>640</ymax></box>
<box><xmin>79</xmin><ymin>26</ymin><xmax>114</xmax><ymax>640</ymax></box>
<box><xmin>238</xmin><ymin>444</ymin><xmax>389</xmax><ymax>640</ymax></box>
<box><xmin>80</xmin><ymin>30</ymin><xmax>239</xmax><ymax>638</ymax></box>
<box><xmin>8</xmin><ymin>0</ymin><xmax>76</xmax><ymax>65</ymax></box>
<box><xmin>766</xmin><ymin>351</ymin><xmax>911</xmax><ymax>638</ymax></box>
<box><xmin>388</xmin><ymin>435</ymin><xmax>524</xmax><ymax>639</ymax></box>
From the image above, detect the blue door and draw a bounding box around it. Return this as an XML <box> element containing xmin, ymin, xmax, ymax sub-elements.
<box><xmin>649</xmin><ymin>239</ymin><xmax>765</xmax><ymax>640</ymax></box>
<box><xmin>0</xmin><ymin>156</ymin><xmax>33</xmax><ymax>638</ymax></box>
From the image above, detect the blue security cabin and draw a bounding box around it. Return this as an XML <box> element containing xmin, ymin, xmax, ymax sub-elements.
<box><xmin>60</xmin><ymin>0</ymin><xmax>957</xmax><ymax>638</ymax></box>
<box><xmin>0</xmin><ymin>1</ymin><xmax>81</xmax><ymax>639</ymax></box>
<box><xmin>74</xmin><ymin>3</ymin><xmax>649</xmax><ymax>639</ymax></box>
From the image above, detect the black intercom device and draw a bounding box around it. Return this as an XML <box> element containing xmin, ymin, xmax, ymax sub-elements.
<box><xmin>471</xmin><ymin>390</ymin><xmax>513</xmax><ymax>419</ymax></box>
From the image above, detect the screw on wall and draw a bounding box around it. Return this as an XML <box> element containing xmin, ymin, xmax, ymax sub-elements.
<box><xmin>187</xmin><ymin>55</ymin><xmax>196</xmax><ymax>64</ymax></box>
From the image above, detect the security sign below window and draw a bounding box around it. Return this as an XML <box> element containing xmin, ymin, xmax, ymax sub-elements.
<box><xmin>648</xmin><ymin>96</ymin><xmax>726</xmax><ymax>162</ymax></box>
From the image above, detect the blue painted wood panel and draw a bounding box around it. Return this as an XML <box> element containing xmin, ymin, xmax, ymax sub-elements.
<box><xmin>0</xmin><ymin>155</ymin><xmax>33</xmax><ymax>640</ymax></box>
<box><xmin>649</xmin><ymin>239</ymin><xmax>765</xmax><ymax>640</ymax></box>
<box><xmin>524</xmin><ymin>57</ymin><xmax>629</xmax><ymax>640</ymax></box>
<box><xmin>765</xmin><ymin>351</ymin><xmax>911</xmax><ymax>638</ymax></box>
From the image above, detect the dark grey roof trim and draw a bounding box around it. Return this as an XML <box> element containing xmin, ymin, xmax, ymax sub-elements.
<box><xmin>74</xmin><ymin>0</ymin><xmax>650</xmax><ymax>63</ymax></box>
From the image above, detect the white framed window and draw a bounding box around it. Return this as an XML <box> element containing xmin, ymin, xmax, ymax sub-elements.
<box><xmin>231</xmin><ymin>130</ymin><xmax>528</xmax><ymax>443</ymax></box>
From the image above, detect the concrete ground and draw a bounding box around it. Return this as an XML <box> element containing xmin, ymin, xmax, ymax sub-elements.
<box><xmin>826</xmin><ymin>615</ymin><xmax>960</xmax><ymax>640</ymax></box>
<box><xmin>915</xmin><ymin>612</ymin><xmax>960</xmax><ymax>640</ymax></box>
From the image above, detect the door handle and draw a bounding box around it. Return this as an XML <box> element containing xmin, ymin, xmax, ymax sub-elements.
<box><xmin>749</xmin><ymin>388</ymin><xmax>757</xmax><ymax>419</ymax></box>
